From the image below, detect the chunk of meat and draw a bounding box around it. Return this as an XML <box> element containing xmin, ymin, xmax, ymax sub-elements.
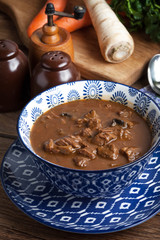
<box><xmin>97</xmin><ymin>144</ymin><xmax>119</xmax><ymax>160</ymax></box>
<box><xmin>43</xmin><ymin>139</ymin><xmax>59</xmax><ymax>153</ymax></box>
<box><xmin>76</xmin><ymin>118</ymin><xmax>85</xmax><ymax>128</ymax></box>
<box><xmin>79</xmin><ymin>127</ymin><xmax>93</xmax><ymax>138</ymax></box>
<box><xmin>78</xmin><ymin>145</ymin><xmax>97</xmax><ymax>159</ymax></box>
<box><xmin>57</xmin><ymin>145</ymin><xmax>76</xmax><ymax>154</ymax></box>
<box><xmin>55</xmin><ymin>135</ymin><xmax>83</xmax><ymax>149</ymax></box>
<box><xmin>43</xmin><ymin>138</ymin><xmax>76</xmax><ymax>154</ymax></box>
<box><xmin>64</xmin><ymin>135</ymin><xmax>83</xmax><ymax>148</ymax></box>
<box><xmin>86</xmin><ymin>117</ymin><xmax>102</xmax><ymax>129</ymax></box>
<box><xmin>92</xmin><ymin>128</ymin><xmax>117</xmax><ymax>146</ymax></box>
<box><xmin>43</xmin><ymin>135</ymin><xmax>84</xmax><ymax>155</ymax></box>
<box><xmin>73</xmin><ymin>156</ymin><xmax>90</xmax><ymax>168</ymax></box>
<box><xmin>84</xmin><ymin>109</ymin><xmax>99</xmax><ymax>119</ymax></box>
<box><xmin>76</xmin><ymin>110</ymin><xmax>102</xmax><ymax>129</ymax></box>
<box><xmin>55</xmin><ymin>138</ymin><xmax>68</xmax><ymax>146</ymax></box>
<box><xmin>121</xmin><ymin>147</ymin><xmax>141</xmax><ymax>162</ymax></box>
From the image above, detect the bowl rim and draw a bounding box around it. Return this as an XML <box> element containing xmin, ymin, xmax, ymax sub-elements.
<box><xmin>17</xmin><ymin>80</ymin><xmax>160</xmax><ymax>173</ymax></box>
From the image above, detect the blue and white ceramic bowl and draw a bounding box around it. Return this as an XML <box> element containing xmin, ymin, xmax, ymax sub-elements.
<box><xmin>17</xmin><ymin>80</ymin><xmax>160</xmax><ymax>198</ymax></box>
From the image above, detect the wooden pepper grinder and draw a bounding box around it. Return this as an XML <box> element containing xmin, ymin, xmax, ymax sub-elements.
<box><xmin>29</xmin><ymin>2</ymin><xmax>86</xmax><ymax>71</ymax></box>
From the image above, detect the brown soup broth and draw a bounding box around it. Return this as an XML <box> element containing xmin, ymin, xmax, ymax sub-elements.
<box><xmin>30</xmin><ymin>99</ymin><xmax>152</xmax><ymax>170</ymax></box>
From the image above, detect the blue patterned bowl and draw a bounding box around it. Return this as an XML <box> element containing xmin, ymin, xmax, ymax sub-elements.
<box><xmin>17</xmin><ymin>80</ymin><xmax>160</xmax><ymax>198</ymax></box>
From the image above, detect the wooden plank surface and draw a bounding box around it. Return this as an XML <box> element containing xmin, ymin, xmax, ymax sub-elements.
<box><xmin>0</xmin><ymin>0</ymin><xmax>160</xmax><ymax>85</ymax></box>
<box><xmin>72</xmin><ymin>29</ymin><xmax>160</xmax><ymax>85</ymax></box>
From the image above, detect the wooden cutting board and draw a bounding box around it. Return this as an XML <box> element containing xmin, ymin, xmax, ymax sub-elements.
<box><xmin>0</xmin><ymin>0</ymin><xmax>160</xmax><ymax>85</ymax></box>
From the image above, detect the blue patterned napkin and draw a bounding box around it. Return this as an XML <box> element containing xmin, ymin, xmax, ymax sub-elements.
<box><xmin>140</xmin><ymin>85</ymin><xmax>160</xmax><ymax>108</ymax></box>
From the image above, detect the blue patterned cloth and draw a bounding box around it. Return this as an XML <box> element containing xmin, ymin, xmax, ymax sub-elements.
<box><xmin>140</xmin><ymin>85</ymin><xmax>160</xmax><ymax>108</ymax></box>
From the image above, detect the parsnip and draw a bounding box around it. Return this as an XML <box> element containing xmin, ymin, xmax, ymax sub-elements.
<box><xmin>84</xmin><ymin>0</ymin><xmax>134</xmax><ymax>63</ymax></box>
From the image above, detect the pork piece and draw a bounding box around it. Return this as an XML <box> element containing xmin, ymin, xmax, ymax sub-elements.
<box><xmin>92</xmin><ymin>128</ymin><xmax>117</xmax><ymax>146</ymax></box>
<box><xmin>85</xmin><ymin>110</ymin><xmax>102</xmax><ymax>129</ymax></box>
<box><xmin>76</xmin><ymin>118</ymin><xmax>85</xmax><ymax>128</ymax></box>
<box><xmin>121</xmin><ymin>147</ymin><xmax>141</xmax><ymax>162</ymax></box>
<box><xmin>43</xmin><ymin>138</ymin><xmax>76</xmax><ymax>154</ymax></box>
<box><xmin>87</xmin><ymin>117</ymin><xmax>102</xmax><ymax>129</ymax></box>
<box><xmin>77</xmin><ymin>145</ymin><xmax>97</xmax><ymax>159</ymax></box>
<box><xmin>118</xmin><ymin>108</ymin><xmax>133</xmax><ymax>118</ymax></box>
<box><xmin>56</xmin><ymin>145</ymin><xmax>76</xmax><ymax>154</ymax></box>
<box><xmin>79</xmin><ymin>127</ymin><xmax>93</xmax><ymax>138</ymax></box>
<box><xmin>43</xmin><ymin>139</ymin><xmax>60</xmax><ymax>153</ymax></box>
<box><xmin>97</xmin><ymin>144</ymin><xmax>119</xmax><ymax>160</ymax></box>
<box><xmin>76</xmin><ymin>110</ymin><xmax>102</xmax><ymax>129</ymax></box>
<box><xmin>43</xmin><ymin>135</ymin><xmax>84</xmax><ymax>155</ymax></box>
<box><xmin>111</xmin><ymin>118</ymin><xmax>134</xmax><ymax>129</ymax></box>
<box><xmin>73</xmin><ymin>156</ymin><xmax>90</xmax><ymax>168</ymax></box>
<box><xmin>84</xmin><ymin>109</ymin><xmax>100</xmax><ymax>119</ymax></box>
<box><xmin>55</xmin><ymin>135</ymin><xmax>83</xmax><ymax>149</ymax></box>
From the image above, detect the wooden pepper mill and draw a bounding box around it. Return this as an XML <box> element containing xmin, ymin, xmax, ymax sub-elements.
<box><xmin>29</xmin><ymin>2</ymin><xmax>85</xmax><ymax>71</ymax></box>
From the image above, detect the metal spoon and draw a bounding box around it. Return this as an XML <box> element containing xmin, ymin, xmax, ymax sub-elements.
<box><xmin>148</xmin><ymin>54</ymin><xmax>160</xmax><ymax>95</ymax></box>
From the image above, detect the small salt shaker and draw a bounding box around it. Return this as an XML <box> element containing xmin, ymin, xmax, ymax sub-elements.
<box><xmin>31</xmin><ymin>51</ymin><xmax>81</xmax><ymax>97</ymax></box>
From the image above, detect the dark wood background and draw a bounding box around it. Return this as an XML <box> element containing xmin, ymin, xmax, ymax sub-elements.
<box><xmin>0</xmin><ymin>8</ymin><xmax>160</xmax><ymax>240</ymax></box>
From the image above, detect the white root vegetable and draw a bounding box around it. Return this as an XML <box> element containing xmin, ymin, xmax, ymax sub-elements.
<box><xmin>84</xmin><ymin>0</ymin><xmax>134</xmax><ymax>63</ymax></box>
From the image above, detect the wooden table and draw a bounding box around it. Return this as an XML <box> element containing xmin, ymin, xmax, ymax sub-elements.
<box><xmin>0</xmin><ymin>11</ymin><xmax>160</xmax><ymax>240</ymax></box>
